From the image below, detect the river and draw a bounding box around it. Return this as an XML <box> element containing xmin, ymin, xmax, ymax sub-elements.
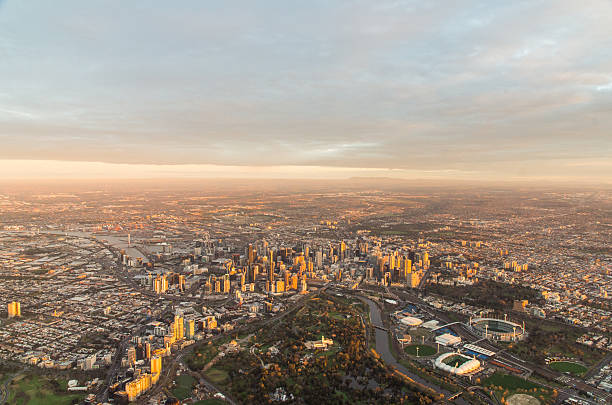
<box><xmin>359</xmin><ymin>296</ymin><xmax>468</xmax><ymax>404</ymax></box>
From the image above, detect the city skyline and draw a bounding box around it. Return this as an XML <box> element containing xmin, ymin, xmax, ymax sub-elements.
<box><xmin>1</xmin><ymin>0</ymin><xmax>612</xmax><ymax>182</ymax></box>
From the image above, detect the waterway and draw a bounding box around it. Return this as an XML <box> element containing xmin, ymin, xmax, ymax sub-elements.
<box><xmin>359</xmin><ymin>296</ymin><xmax>468</xmax><ymax>404</ymax></box>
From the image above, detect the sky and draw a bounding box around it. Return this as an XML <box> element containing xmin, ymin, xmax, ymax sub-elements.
<box><xmin>0</xmin><ymin>0</ymin><xmax>611</xmax><ymax>181</ymax></box>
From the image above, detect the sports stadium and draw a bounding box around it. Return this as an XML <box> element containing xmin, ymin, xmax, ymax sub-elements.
<box><xmin>434</xmin><ymin>352</ymin><xmax>481</xmax><ymax>375</ymax></box>
<box><xmin>469</xmin><ymin>318</ymin><xmax>526</xmax><ymax>342</ymax></box>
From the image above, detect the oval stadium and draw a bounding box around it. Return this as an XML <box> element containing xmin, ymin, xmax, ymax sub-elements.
<box><xmin>469</xmin><ymin>318</ymin><xmax>526</xmax><ymax>342</ymax></box>
<box><xmin>434</xmin><ymin>352</ymin><xmax>481</xmax><ymax>375</ymax></box>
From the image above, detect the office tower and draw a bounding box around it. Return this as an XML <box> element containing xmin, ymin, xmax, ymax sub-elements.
<box><xmin>7</xmin><ymin>301</ymin><xmax>20</xmax><ymax>318</ymax></box>
<box><xmin>340</xmin><ymin>241</ymin><xmax>346</xmax><ymax>261</ymax></box>
<box><xmin>299</xmin><ymin>277</ymin><xmax>307</xmax><ymax>292</ymax></box>
<box><xmin>145</xmin><ymin>342</ymin><xmax>151</xmax><ymax>359</ymax></box>
<box><xmin>248</xmin><ymin>244</ymin><xmax>255</xmax><ymax>265</ymax></box>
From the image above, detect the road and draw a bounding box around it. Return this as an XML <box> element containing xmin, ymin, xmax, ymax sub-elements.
<box><xmin>584</xmin><ymin>352</ymin><xmax>612</xmax><ymax>380</ymax></box>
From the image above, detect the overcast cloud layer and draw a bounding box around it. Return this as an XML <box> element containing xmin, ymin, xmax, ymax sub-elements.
<box><xmin>0</xmin><ymin>0</ymin><xmax>611</xmax><ymax>180</ymax></box>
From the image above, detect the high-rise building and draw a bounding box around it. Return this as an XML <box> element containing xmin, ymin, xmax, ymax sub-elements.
<box><xmin>204</xmin><ymin>277</ymin><xmax>213</xmax><ymax>294</ymax></box>
<box><xmin>173</xmin><ymin>315</ymin><xmax>184</xmax><ymax>341</ymax></box>
<box><xmin>248</xmin><ymin>244</ymin><xmax>255</xmax><ymax>265</ymax></box>
<box><xmin>186</xmin><ymin>319</ymin><xmax>195</xmax><ymax>339</ymax></box>
<box><xmin>125</xmin><ymin>373</ymin><xmax>152</xmax><ymax>401</ymax></box>
<box><xmin>222</xmin><ymin>274</ymin><xmax>231</xmax><ymax>293</ymax></box>
<box><xmin>409</xmin><ymin>271</ymin><xmax>421</xmax><ymax>288</ymax></box>
<box><xmin>127</xmin><ymin>346</ymin><xmax>137</xmax><ymax>366</ymax></box>
<box><xmin>83</xmin><ymin>353</ymin><xmax>97</xmax><ymax>370</ymax></box>
<box><xmin>299</xmin><ymin>277</ymin><xmax>308</xmax><ymax>293</ymax></box>
<box><xmin>269</xmin><ymin>252</ymin><xmax>275</xmax><ymax>282</ymax></box>
<box><xmin>150</xmin><ymin>356</ymin><xmax>162</xmax><ymax>375</ymax></box>
<box><xmin>7</xmin><ymin>301</ymin><xmax>20</xmax><ymax>318</ymax></box>
<box><xmin>204</xmin><ymin>315</ymin><xmax>217</xmax><ymax>329</ymax></box>
<box><xmin>153</xmin><ymin>275</ymin><xmax>168</xmax><ymax>294</ymax></box>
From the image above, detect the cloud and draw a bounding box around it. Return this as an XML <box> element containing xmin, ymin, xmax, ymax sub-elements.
<box><xmin>0</xmin><ymin>0</ymin><xmax>611</xmax><ymax>181</ymax></box>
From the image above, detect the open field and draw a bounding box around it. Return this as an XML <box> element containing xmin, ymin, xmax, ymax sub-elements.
<box><xmin>205</xmin><ymin>368</ymin><xmax>229</xmax><ymax>385</ymax></box>
<box><xmin>548</xmin><ymin>361</ymin><xmax>587</xmax><ymax>375</ymax></box>
<box><xmin>483</xmin><ymin>372</ymin><xmax>555</xmax><ymax>404</ymax></box>
<box><xmin>484</xmin><ymin>373</ymin><xmax>539</xmax><ymax>391</ymax></box>
<box><xmin>404</xmin><ymin>344</ymin><xmax>436</xmax><ymax>356</ymax></box>
<box><xmin>442</xmin><ymin>354</ymin><xmax>471</xmax><ymax>367</ymax></box>
<box><xmin>5</xmin><ymin>374</ymin><xmax>85</xmax><ymax>405</ymax></box>
<box><xmin>171</xmin><ymin>374</ymin><xmax>196</xmax><ymax>401</ymax></box>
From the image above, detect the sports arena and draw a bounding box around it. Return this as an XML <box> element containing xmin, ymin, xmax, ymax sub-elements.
<box><xmin>434</xmin><ymin>352</ymin><xmax>481</xmax><ymax>375</ymax></box>
<box><xmin>469</xmin><ymin>318</ymin><xmax>526</xmax><ymax>342</ymax></box>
